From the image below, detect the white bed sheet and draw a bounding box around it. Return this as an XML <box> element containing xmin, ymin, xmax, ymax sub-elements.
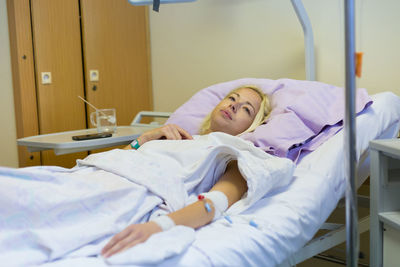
<box><xmin>1</xmin><ymin>133</ymin><xmax>294</xmax><ymax>266</ymax></box>
<box><xmin>21</xmin><ymin>92</ymin><xmax>400</xmax><ymax>266</ymax></box>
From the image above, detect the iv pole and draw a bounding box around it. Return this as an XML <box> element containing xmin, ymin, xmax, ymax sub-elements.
<box><xmin>344</xmin><ymin>0</ymin><xmax>359</xmax><ymax>266</ymax></box>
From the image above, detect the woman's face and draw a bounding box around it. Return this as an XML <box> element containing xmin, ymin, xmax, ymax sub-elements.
<box><xmin>209</xmin><ymin>87</ymin><xmax>262</xmax><ymax>135</ymax></box>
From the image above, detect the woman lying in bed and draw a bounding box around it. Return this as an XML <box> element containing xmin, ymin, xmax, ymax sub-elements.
<box><xmin>102</xmin><ymin>85</ymin><xmax>271</xmax><ymax>257</ymax></box>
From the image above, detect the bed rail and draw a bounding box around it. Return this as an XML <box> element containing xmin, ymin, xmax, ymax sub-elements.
<box><xmin>130</xmin><ymin>111</ymin><xmax>172</xmax><ymax>127</ymax></box>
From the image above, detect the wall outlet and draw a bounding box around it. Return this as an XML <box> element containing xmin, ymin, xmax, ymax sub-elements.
<box><xmin>41</xmin><ymin>72</ymin><xmax>52</xmax><ymax>84</ymax></box>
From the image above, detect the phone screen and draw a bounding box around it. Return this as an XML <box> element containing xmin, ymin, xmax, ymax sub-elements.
<box><xmin>72</xmin><ymin>133</ymin><xmax>112</xmax><ymax>141</ymax></box>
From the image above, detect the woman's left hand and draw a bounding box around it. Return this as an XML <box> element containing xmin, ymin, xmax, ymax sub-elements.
<box><xmin>101</xmin><ymin>222</ymin><xmax>162</xmax><ymax>258</ymax></box>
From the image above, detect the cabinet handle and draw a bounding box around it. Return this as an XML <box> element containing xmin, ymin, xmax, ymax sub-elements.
<box><xmin>92</xmin><ymin>85</ymin><xmax>97</xmax><ymax>91</ymax></box>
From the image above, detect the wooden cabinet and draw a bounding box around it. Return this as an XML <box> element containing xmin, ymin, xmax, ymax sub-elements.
<box><xmin>81</xmin><ymin>0</ymin><xmax>152</xmax><ymax>126</ymax></box>
<box><xmin>8</xmin><ymin>0</ymin><xmax>152</xmax><ymax>168</ymax></box>
<box><xmin>30</xmin><ymin>0</ymin><xmax>88</xmax><ymax>167</ymax></box>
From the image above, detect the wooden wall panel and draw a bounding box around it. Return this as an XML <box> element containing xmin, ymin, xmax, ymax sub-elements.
<box><xmin>31</xmin><ymin>0</ymin><xmax>87</xmax><ymax>167</ymax></box>
<box><xmin>81</xmin><ymin>0</ymin><xmax>153</xmax><ymax>126</ymax></box>
<box><xmin>7</xmin><ymin>0</ymin><xmax>41</xmax><ymax>167</ymax></box>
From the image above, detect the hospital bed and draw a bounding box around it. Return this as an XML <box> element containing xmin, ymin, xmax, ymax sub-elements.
<box><xmin>5</xmin><ymin>0</ymin><xmax>392</xmax><ymax>264</ymax></box>
<box><xmin>13</xmin><ymin>77</ymin><xmax>400</xmax><ymax>266</ymax></box>
<box><xmin>158</xmin><ymin>78</ymin><xmax>400</xmax><ymax>266</ymax></box>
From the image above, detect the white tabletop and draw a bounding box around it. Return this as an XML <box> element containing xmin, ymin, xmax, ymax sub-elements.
<box><xmin>17</xmin><ymin>125</ymin><xmax>158</xmax><ymax>155</ymax></box>
<box><xmin>370</xmin><ymin>139</ymin><xmax>400</xmax><ymax>158</ymax></box>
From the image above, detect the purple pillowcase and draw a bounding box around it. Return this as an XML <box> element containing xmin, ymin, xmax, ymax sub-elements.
<box><xmin>165</xmin><ymin>78</ymin><xmax>372</xmax><ymax>160</ymax></box>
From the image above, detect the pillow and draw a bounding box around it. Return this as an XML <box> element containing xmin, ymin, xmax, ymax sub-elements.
<box><xmin>296</xmin><ymin>92</ymin><xmax>400</xmax><ymax>183</ymax></box>
<box><xmin>166</xmin><ymin>78</ymin><xmax>372</xmax><ymax>159</ymax></box>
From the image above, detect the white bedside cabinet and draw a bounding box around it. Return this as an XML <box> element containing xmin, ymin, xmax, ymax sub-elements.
<box><xmin>370</xmin><ymin>139</ymin><xmax>400</xmax><ymax>267</ymax></box>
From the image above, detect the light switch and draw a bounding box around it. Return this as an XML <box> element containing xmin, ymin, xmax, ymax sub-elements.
<box><xmin>89</xmin><ymin>70</ymin><xmax>99</xmax><ymax>82</ymax></box>
<box><xmin>41</xmin><ymin>72</ymin><xmax>52</xmax><ymax>84</ymax></box>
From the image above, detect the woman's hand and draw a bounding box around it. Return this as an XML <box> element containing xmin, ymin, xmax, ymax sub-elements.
<box><xmin>125</xmin><ymin>124</ymin><xmax>193</xmax><ymax>149</ymax></box>
<box><xmin>101</xmin><ymin>222</ymin><xmax>162</xmax><ymax>258</ymax></box>
<box><xmin>139</xmin><ymin>124</ymin><xmax>193</xmax><ymax>144</ymax></box>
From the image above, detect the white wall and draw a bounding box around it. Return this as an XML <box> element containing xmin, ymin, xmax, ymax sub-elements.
<box><xmin>0</xmin><ymin>0</ymin><xmax>19</xmax><ymax>167</ymax></box>
<box><xmin>149</xmin><ymin>0</ymin><xmax>400</xmax><ymax>112</ymax></box>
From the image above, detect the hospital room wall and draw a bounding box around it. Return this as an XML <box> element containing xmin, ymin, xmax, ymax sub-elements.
<box><xmin>0</xmin><ymin>0</ymin><xmax>19</xmax><ymax>167</ymax></box>
<box><xmin>149</xmin><ymin>0</ymin><xmax>400</xmax><ymax>113</ymax></box>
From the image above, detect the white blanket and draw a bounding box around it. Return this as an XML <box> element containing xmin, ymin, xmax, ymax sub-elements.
<box><xmin>0</xmin><ymin>132</ymin><xmax>294</xmax><ymax>266</ymax></box>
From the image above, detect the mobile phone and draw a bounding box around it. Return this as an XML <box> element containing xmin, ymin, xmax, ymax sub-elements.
<box><xmin>72</xmin><ymin>132</ymin><xmax>112</xmax><ymax>141</ymax></box>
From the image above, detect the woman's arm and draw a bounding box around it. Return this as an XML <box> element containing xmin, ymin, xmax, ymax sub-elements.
<box><xmin>167</xmin><ymin>160</ymin><xmax>247</xmax><ymax>228</ymax></box>
<box><xmin>101</xmin><ymin>160</ymin><xmax>247</xmax><ymax>257</ymax></box>
<box><xmin>123</xmin><ymin>124</ymin><xmax>193</xmax><ymax>149</ymax></box>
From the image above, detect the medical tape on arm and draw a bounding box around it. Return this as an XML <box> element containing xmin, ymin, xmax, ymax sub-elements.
<box><xmin>199</xmin><ymin>192</ymin><xmax>260</xmax><ymax>228</ymax></box>
<box><xmin>150</xmin><ymin>215</ymin><xmax>175</xmax><ymax>231</ymax></box>
<box><xmin>199</xmin><ymin>191</ymin><xmax>229</xmax><ymax>221</ymax></box>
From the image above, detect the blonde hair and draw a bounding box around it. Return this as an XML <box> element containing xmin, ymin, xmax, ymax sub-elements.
<box><xmin>199</xmin><ymin>85</ymin><xmax>271</xmax><ymax>135</ymax></box>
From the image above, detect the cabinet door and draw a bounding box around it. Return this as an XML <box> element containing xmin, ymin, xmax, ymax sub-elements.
<box><xmin>80</xmin><ymin>0</ymin><xmax>153</xmax><ymax>126</ymax></box>
<box><xmin>31</xmin><ymin>0</ymin><xmax>88</xmax><ymax>167</ymax></box>
<box><xmin>7</xmin><ymin>0</ymin><xmax>42</xmax><ymax>167</ymax></box>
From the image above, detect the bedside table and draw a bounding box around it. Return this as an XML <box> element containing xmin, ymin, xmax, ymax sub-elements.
<box><xmin>370</xmin><ymin>139</ymin><xmax>400</xmax><ymax>267</ymax></box>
